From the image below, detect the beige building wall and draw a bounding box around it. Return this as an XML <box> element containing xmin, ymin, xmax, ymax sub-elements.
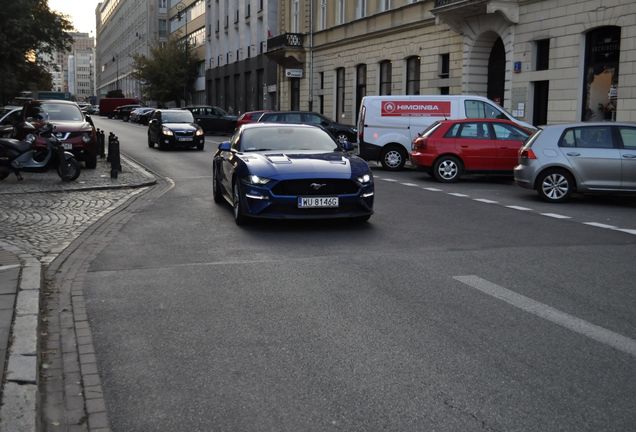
<box><xmin>272</xmin><ymin>0</ymin><xmax>636</xmax><ymax>125</ymax></box>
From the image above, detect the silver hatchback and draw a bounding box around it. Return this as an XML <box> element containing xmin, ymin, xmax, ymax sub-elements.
<box><xmin>514</xmin><ymin>122</ymin><xmax>636</xmax><ymax>202</ymax></box>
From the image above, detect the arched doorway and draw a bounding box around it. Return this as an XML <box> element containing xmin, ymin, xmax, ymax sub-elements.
<box><xmin>487</xmin><ymin>37</ymin><xmax>505</xmax><ymax>106</ymax></box>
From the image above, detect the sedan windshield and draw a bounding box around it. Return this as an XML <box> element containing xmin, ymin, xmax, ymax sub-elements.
<box><xmin>162</xmin><ymin>111</ymin><xmax>194</xmax><ymax>123</ymax></box>
<box><xmin>26</xmin><ymin>103</ymin><xmax>84</xmax><ymax>121</ymax></box>
<box><xmin>241</xmin><ymin>126</ymin><xmax>339</xmax><ymax>152</ymax></box>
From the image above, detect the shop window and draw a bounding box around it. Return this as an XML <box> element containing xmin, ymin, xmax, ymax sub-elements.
<box><xmin>582</xmin><ymin>26</ymin><xmax>620</xmax><ymax>121</ymax></box>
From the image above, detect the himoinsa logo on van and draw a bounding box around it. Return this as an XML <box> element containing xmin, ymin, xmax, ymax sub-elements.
<box><xmin>381</xmin><ymin>101</ymin><xmax>451</xmax><ymax>117</ymax></box>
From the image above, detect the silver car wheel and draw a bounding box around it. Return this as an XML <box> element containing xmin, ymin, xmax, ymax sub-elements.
<box><xmin>542</xmin><ymin>173</ymin><xmax>570</xmax><ymax>200</ymax></box>
<box><xmin>384</xmin><ymin>150</ymin><xmax>402</xmax><ymax>168</ymax></box>
<box><xmin>438</xmin><ymin>160</ymin><xmax>458</xmax><ymax>180</ymax></box>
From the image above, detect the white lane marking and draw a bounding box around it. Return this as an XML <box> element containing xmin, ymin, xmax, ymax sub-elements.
<box><xmin>506</xmin><ymin>205</ymin><xmax>533</xmax><ymax>211</ymax></box>
<box><xmin>454</xmin><ymin>275</ymin><xmax>636</xmax><ymax>358</ymax></box>
<box><xmin>401</xmin><ymin>183</ymin><xmax>419</xmax><ymax>187</ymax></box>
<box><xmin>541</xmin><ymin>213</ymin><xmax>571</xmax><ymax>219</ymax></box>
<box><xmin>424</xmin><ymin>187</ymin><xmax>442</xmax><ymax>192</ymax></box>
<box><xmin>614</xmin><ymin>228</ymin><xmax>636</xmax><ymax>235</ymax></box>
<box><xmin>382</xmin><ymin>178</ymin><xmax>398</xmax><ymax>182</ymax></box>
<box><xmin>0</xmin><ymin>264</ymin><xmax>20</xmax><ymax>272</ymax></box>
<box><xmin>584</xmin><ymin>222</ymin><xmax>617</xmax><ymax>229</ymax></box>
<box><xmin>448</xmin><ymin>193</ymin><xmax>469</xmax><ymax>197</ymax></box>
<box><xmin>474</xmin><ymin>198</ymin><xmax>498</xmax><ymax>204</ymax></box>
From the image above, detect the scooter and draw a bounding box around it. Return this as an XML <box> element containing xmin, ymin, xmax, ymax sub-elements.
<box><xmin>0</xmin><ymin>122</ymin><xmax>81</xmax><ymax>182</ymax></box>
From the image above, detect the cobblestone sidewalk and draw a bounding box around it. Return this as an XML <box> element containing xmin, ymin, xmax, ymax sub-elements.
<box><xmin>0</xmin><ymin>156</ymin><xmax>157</xmax><ymax>431</ymax></box>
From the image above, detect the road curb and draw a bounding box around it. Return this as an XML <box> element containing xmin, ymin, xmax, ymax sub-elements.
<box><xmin>0</xmin><ymin>241</ymin><xmax>42</xmax><ymax>432</ymax></box>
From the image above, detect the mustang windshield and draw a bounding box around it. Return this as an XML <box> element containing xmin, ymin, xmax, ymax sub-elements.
<box><xmin>241</xmin><ymin>127</ymin><xmax>338</xmax><ymax>152</ymax></box>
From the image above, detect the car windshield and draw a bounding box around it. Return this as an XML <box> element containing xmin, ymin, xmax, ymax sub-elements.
<box><xmin>162</xmin><ymin>111</ymin><xmax>194</xmax><ymax>123</ymax></box>
<box><xmin>241</xmin><ymin>127</ymin><xmax>339</xmax><ymax>152</ymax></box>
<box><xmin>26</xmin><ymin>103</ymin><xmax>83</xmax><ymax>121</ymax></box>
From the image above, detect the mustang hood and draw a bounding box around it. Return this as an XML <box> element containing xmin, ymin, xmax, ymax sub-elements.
<box><xmin>240</xmin><ymin>151</ymin><xmax>368</xmax><ymax>179</ymax></box>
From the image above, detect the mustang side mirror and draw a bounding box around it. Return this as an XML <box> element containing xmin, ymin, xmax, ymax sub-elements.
<box><xmin>218</xmin><ymin>141</ymin><xmax>231</xmax><ymax>151</ymax></box>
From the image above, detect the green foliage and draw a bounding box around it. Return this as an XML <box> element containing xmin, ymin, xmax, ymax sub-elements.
<box><xmin>0</xmin><ymin>0</ymin><xmax>73</xmax><ymax>104</ymax></box>
<box><xmin>132</xmin><ymin>38</ymin><xmax>199</xmax><ymax>107</ymax></box>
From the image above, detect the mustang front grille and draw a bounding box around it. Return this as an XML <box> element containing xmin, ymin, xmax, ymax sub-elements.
<box><xmin>272</xmin><ymin>179</ymin><xmax>359</xmax><ymax>196</ymax></box>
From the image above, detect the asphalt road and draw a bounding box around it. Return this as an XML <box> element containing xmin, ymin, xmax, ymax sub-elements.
<box><xmin>87</xmin><ymin>117</ymin><xmax>636</xmax><ymax>432</ymax></box>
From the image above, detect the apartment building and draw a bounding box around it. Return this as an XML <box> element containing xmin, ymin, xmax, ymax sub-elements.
<box><xmin>96</xmin><ymin>0</ymin><xmax>169</xmax><ymax>99</ymax></box>
<box><xmin>42</xmin><ymin>33</ymin><xmax>95</xmax><ymax>100</ymax></box>
<box><xmin>205</xmin><ymin>0</ymin><xmax>279</xmax><ymax>114</ymax></box>
<box><xmin>168</xmin><ymin>0</ymin><xmax>207</xmax><ymax>104</ymax></box>
<box><xmin>268</xmin><ymin>0</ymin><xmax>635</xmax><ymax>126</ymax></box>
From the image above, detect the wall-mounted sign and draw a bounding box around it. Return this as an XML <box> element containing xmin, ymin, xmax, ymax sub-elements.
<box><xmin>514</xmin><ymin>61</ymin><xmax>522</xmax><ymax>73</ymax></box>
<box><xmin>285</xmin><ymin>69</ymin><xmax>303</xmax><ymax>78</ymax></box>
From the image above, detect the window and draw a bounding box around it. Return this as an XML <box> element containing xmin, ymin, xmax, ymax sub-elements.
<box><xmin>319</xmin><ymin>0</ymin><xmax>327</xmax><ymax>30</ymax></box>
<box><xmin>439</xmin><ymin>87</ymin><xmax>449</xmax><ymax>95</ymax></box>
<box><xmin>379</xmin><ymin>60</ymin><xmax>392</xmax><ymax>95</ymax></box>
<box><xmin>535</xmin><ymin>39</ymin><xmax>550</xmax><ymax>71</ymax></box>
<box><xmin>336</xmin><ymin>0</ymin><xmax>345</xmax><ymax>24</ymax></box>
<box><xmin>290</xmin><ymin>79</ymin><xmax>300</xmax><ymax>111</ymax></box>
<box><xmin>356</xmin><ymin>64</ymin><xmax>366</xmax><ymax>121</ymax></box>
<box><xmin>450</xmin><ymin>123</ymin><xmax>489</xmax><ymax>139</ymax></box>
<box><xmin>379</xmin><ymin>0</ymin><xmax>391</xmax><ymax>12</ymax></box>
<box><xmin>291</xmin><ymin>0</ymin><xmax>300</xmax><ymax>33</ymax></box>
<box><xmin>619</xmin><ymin>127</ymin><xmax>636</xmax><ymax>149</ymax></box>
<box><xmin>439</xmin><ymin>53</ymin><xmax>449</xmax><ymax>78</ymax></box>
<box><xmin>559</xmin><ymin>126</ymin><xmax>615</xmax><ymax>149</ymax></box>
<box><xmin>356</xmin><ymin>0</ymin><xmax>366</xmax><ymax>18</ymax></box>
<box><xmin>336</xmin><ymin>67</ymin><xmax>345</xmax><ymax>120</ymax></box>
<box><xmin>406</xmin><ymin>56</ymin><xmax>420</xmax><ymax>95</ymax></box>
<box><xmin>465</xmin><ymin>100</ymin><xmax>504</xmax><ymax>119</ymax></box>
<box><xmin>492</xmin><ymin>123</ymin><xmax>529</xmax><ymax>141</ymax></box>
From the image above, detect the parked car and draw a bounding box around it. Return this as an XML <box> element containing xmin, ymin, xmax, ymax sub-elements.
<box><xmin>183</xmin><ymin>106</ymin><xmax>237</xmax><ymax>133</ymax></box>
<box><xmin>147</xmin><ymin>109</ymin><xmax>205</xmax><ymax>150</ymax></box>
<box><xmin>514</xmin><ymin>122</ymin><xmax>636</xmax><ymax>202</ymax></box>
<box><xmin>17</xmin><ymin>100</ymin><xmax>97</xmax><ymax>168</ymax></box>
<box><xmin>0</xmin><ymin>106</ymin><xmax>22</xmax><ymax>129</ymax></box>
<box><xmin>410</xmin><ymin>118</ymin><xmax>532</xmax><ymax>182</ymax></box>
<box><xmin>99</xmin><ymin>97</ymin><xmax>139</xmax><ymax>118</ymax></box>
<box><xmin>257</xmin><ymin>111</ymin><xmax>357</xmax><ymax>144</ymax></box>
<box><xmin>357</xmin><ymin>95</ymin><xmax>535</xmax><ymax>170</ymax></box>
<box><xmin>130</xmin><ymin>107</ymin><xmax>155</xmax><ymax>124</ymax></box>
<box><xmin>236</xmin><ymin>110</ymin><xmax>271</xmax><ymax>129</ymax></box>
<box><xmin>212</xmin><ymin>123</ymin><xmax>374</xmax><ymax>225</ymax></box>
<box><xmin>113</xmin><ymin>104</ymin><xmax>142</xmax><ymax>121</ymax></box>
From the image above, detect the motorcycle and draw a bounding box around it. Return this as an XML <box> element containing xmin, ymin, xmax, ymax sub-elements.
<box><xmin>0</xmin><ymin>122</ymin><xmax>81</xmax><ymax>181</ymax></box>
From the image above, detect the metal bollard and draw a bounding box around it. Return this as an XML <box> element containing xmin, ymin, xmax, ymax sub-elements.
<box><xmin>106</xmin><ymin>132</ymin><xmax>115</xmax><ymax>162</ymax></box>
<box><xmin>98</xmin><ymin>129</ymin><xmax>106</xmax><ymax>158</ymax></box>
<box><xmin>110</xmin><ymin>135</ymin><xmax>122</xmax><ymax>179</ymax></box>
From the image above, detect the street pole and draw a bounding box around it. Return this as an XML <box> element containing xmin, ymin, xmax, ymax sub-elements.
<box><xmin>177</xmin><ymin>1</ymin><xmax>188</xmax><ymax>106</ymax></box>
<box><xmin>309</xmin><ymin>0</ymin><xmax>314</xmax><ymax>112</ymax></box>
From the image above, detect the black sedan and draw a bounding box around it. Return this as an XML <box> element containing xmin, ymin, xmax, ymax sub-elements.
<box><xmin>212</xmin><ymin>123</ymin><xmax>374</xmax><ymax>225</ymax></box>
<box><xmin>183</xmin><ymin>106</ymin><xmax>237</xmax><ymax>134</ymax></box>
<box><xmin>257</xmin><ymin>111</ymin><xmax>357</xmax><ymax>144</ymax></box>
<box><xmin>147</xmin><ymin>109</ymin><xmax>205</xmax><ymax>150</ymax></box>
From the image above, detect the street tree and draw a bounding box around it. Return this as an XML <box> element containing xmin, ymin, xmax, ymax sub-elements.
<box><xmin>132</xmin><ymin>38</ymin><xmax>199</xmax><ymax>107</ymax></box>
<box><xmin>0</xmin><ymin>0</ymin><xmax>73</xmax><ymax>104</ymax></box>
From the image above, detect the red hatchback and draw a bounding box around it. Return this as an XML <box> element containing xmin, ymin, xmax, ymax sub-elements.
<box><xmin>236</xmin><ymin>110</ymin><xmax>270</xmax><ymax>129</ymax></box>
<box><xmin>410</xmin><ymin>119</ymin><xmax>532</xmax><ymax>182</ymax></box>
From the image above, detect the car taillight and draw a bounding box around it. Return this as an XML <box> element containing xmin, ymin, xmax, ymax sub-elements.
<box><xmin>412</xmin><ymin>137</ymin><xmax>428</xmax><ymax>152</ymax></box>
<box><xmin>519</xmin><ymin>148</ymin><xmax>537</xmax><ymax>159</ymax></box>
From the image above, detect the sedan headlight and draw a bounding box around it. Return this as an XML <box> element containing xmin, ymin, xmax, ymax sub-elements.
<box><xmin>248</xmin><ymin>174</ymin><xmax>271</xmax><ymax>185</ymax></box>
<box><xmin>81</xmin><ymin>132</ymin><xmax>92</xmax><ymax>143</ymax></box>
<box><xmin>195</xmin><ymin>128</ymin><xmax>205</xmax><ymax>136</ymax></box>
<box><xmin>357</xmin><ymin>173</ymin><xmax>372</xmax><ymax>184</ymax></box>
<box><xmin>162</xmin><ymin>126</ymin><xmax>174</xmax><ymax>136</ymax></box>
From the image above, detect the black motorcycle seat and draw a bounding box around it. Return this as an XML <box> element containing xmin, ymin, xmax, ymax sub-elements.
<box><xmin>0</xmin><ymin>138</ymin><xmax>31</xmax><ymax>154</ymax></box>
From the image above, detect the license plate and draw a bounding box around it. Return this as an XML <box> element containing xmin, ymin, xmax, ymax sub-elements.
<box><xmin>298</xmin><ymin>197</ymin><xmax>339</xmax><ymax>208</ymax></box>
<box><xmin>62</xmin><ymin>143</ymin><xmax>73</xmax><ymax>150</ymax></box>
<box><xmin>177</xmin><ymin>137</ymin><xmax>192</xmax><ymax>142</ymax></box>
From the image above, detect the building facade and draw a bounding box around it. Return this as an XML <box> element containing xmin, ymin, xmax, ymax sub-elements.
<box><xmin>268</xmin><ymin>0</ymin><xmax>636</xmax><ymax>126</ymax></box>
<box><xmin>205</xmin><ymin>0</ymin><xmax>279</xmax><ymax>114</ymax></box>
<box><xmin>168</xmin><ymin>0</ymin><xmax>207</xmax><ymax>105</ymax></box>
<box><xmin>43</xmin><ymin>32</ymin><xmax>95</xmax><ymax>100</ymax></box>
<box><xmin>95</xmin><ymin>0</ymin><xmax>169</xmax><ymax>100</ymax></box>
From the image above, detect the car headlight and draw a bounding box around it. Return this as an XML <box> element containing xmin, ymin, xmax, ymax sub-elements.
<box><xmin>248</xmin><ymin>174</ymin><xmax>271</xmax><ymax>185</ymax></box>
<box><xmin>81</xmin><ymin>133</ymin><xmax>92</xmax><ymax>143</ymax></box>
<box><xmin>195</xmin><ymin>128</ymin><xmax>204</xmax><ymax>136</ymax></box>
<box><xmin>357</xmin><ymin>173</ymin><xmax>372</xmax><ymax>184</ymax></box>
<box><xmin>162</xmin><ymin>126</ymin><xmax>174</xmax><ymax>136</ymax></box>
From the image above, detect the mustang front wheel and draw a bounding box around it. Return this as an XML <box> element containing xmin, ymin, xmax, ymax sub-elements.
<box><xmin>233</xmin><ymin>181</ymin><xmax>249</xmax><ymax>225</ymax></box>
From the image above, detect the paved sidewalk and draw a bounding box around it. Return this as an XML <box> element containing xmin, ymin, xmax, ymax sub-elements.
<box><xmin>0</xmin><ymin>155</ymin><xmax>156</xmax><ymax>431</ymax></box>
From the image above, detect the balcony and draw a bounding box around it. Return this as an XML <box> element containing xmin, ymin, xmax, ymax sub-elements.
<box><xmin>265</xmin><ymin>33</ymin><xmax>305</xmax><ymax>67</ymax></box>
<box><xmin>432</xmin><ymin>0</ymin><xmax>518</xmax><ymax>31</ymax></box>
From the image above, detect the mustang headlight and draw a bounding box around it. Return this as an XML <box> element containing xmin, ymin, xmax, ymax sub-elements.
<box><xmin>357</xmin><ymin>173</ymin><xmax>372</xmax><ymax>184</ymax></box>
<box><xmin>248</xmin><ymin>174</ymin><xmax>271</xmax><ymax>185</ymax></box>
<box><xmin>195</xmin><ymin>128</ymin><xmax>205</xmax><ymax>136</ymax></box>
<box><xmin>162</xmin><ymin>126</ymin><xmax>174</xmax><ymax>136</ymax></box>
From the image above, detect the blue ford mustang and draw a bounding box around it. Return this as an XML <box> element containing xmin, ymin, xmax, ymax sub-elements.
<box><xmin>212</xmin><ymin>123</ymin><xmax>374</xmax><ymax>225</ymax></box>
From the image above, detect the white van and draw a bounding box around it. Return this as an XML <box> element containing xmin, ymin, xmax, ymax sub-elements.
<box><xmin>356</xmin><ymin>95</ymin><xmax>534</xmax><ymax>170</ymax></box>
